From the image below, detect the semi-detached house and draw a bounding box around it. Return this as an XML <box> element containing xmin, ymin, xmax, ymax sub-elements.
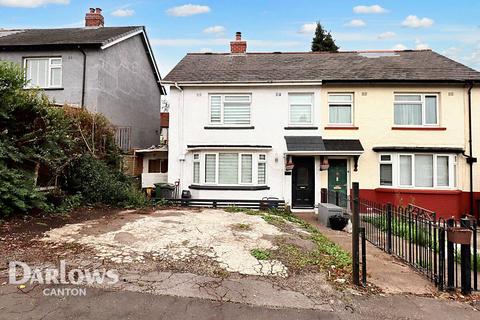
<box><xmin>164</xmin><ymin>32</ymin><xmax>480</xmax><ymax>220</ymax></box>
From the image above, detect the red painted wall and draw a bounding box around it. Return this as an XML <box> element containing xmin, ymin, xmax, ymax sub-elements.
<box><xmin>358</xmin><ymin>188</ymin><xmax>480</xmax><ymax>220</ymax></box>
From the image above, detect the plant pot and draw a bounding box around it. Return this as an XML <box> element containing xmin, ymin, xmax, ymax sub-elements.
<box><xmin>320</xmin><ymin>164</ymin><xmax>330</xmax><ymax>171</ymax></box>
<box><xmin>329</xmin><ymin>215</ymin><xmax>349</xmax><ymax>231</ymax></box>
<box><xmin>447</xmin><ymin>227</ymin><xmax>472</xmax><ymax>245</ymax></box>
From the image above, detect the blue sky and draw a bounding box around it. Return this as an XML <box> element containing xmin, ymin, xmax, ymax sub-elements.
<box><xmin>1</xmin><ymin>0</ymin><xmax>479</xmax><ymax>76</ymax></box>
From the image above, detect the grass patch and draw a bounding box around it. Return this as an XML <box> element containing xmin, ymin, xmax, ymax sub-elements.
<box><xmin>225</xmin><ymin>206</ymin><xmax>351</xmax><ymax>271</ymax></box>
<box><xmin>231</xmin><ymin>223</ymin><xmax>252</xmax><ymax>231</ymax></box>
<box><xmin>251</xmin><ymin>248</ymin><xmax>272</xmax><ymax>260</ymax></box>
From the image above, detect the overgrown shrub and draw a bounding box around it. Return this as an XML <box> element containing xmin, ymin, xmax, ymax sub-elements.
<box><xmin>0</xmin><ymin>61</ymin><xmax>145</xmax><ymax>217</ymax></box>
<box><xmin>63</xmin><ymin>155</ymin><xmax>148</xmax><ymax>207</ymax></box>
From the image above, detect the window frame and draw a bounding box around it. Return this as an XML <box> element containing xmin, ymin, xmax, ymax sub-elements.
<box><xmin>208</xmin><ymin>94</ymin><xmax>252</xmax><ymax>126</ymax></box>
<box><xmin>328</xmin><ymin>93</ymin><xmax>354</xmax><ymax>126</ymax></box>
<box><xmin>378</xmin><ymin>153</ymin><xmax>456</xmax><ymax>189</ymax></box>
<box><xmin>393</xmin><ymin>93</ymin><xmax>439</xmax><ymax>127</ymax></box>
<box><xmin>196</xmin><ymin>152</ymin><xmax>265</xmax><ymax>186</ymax></box>
<box><xmin>379</xmin><ymin>154</ymin><xmax>393</xmax><ymax>186</ymax></box>
<box><xmin>288</xmin><ymin>93</ymin><xmax>314</xmax><ymax>126</ymax></box>
<box><xmin>23</xmin><ymin>57</ymin><xmax>63</xmax><ymax>89</ymax></box>
<box><xmin>193</xmin><ymin>154</ymin><xmax>200</xmax><ymax>184</ymax></box>
<box><xmin>257</xmin><ymin>154</ymin><xmax>267</xmax><ymax>185</ymax></box>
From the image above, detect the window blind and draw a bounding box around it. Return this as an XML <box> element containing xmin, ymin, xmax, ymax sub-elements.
<box><xmin>219</xmin><ymin>153</ymin><xmax>238</xmax><ymax>184</ymax></box>
<box><xmin>205</xmin><ymin>154</ymin><xmax>216</xmax><ymax>183</ymax></box>
<box><xmin>241</xmin><ymin>154</ymin><xmax>252</xmax><ymax>183</ymax></box>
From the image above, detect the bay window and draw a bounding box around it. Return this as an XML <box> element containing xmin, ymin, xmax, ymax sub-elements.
<box><xmin>196</xmin><ymin>152</ymin><xmax>266</xmax><ymax>186</ymax></box>
<box><xmin>24</xmin><ymin>57</ymin><xmax>62</xmax><ymax>88</ymax></box>
<box><xmin>379</xmin><ymin>153</ymin><xmax>456</xmax><ymax>188</ymax></box>
<box><xmin>328</xmin><ymin>93</ymin><xmax>353</xmax><ymax>125</ymax></box>
<box><xmin>289</xmin><ymin>93</ymin><xmax>313</xmax><ymax>125</ymax></box>
<box><xmin>394</xmin><ymin>94</ymin><xmax>438</xmax><ymax>126</ymax></box>
<box><xmin>209</xmin><ymin>94</ymin><xmax>251</xmax><ymax>125</ymax></box>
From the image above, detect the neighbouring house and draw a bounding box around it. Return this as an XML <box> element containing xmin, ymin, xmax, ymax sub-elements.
<box><xmin>0</xmin><ymin>7</ymin><xmax>165</xmax><ymax>150</ymax></box>
<box><xmin>163</xmin><ymin>32</ymin><xmax>480</xmax><ymax>220</ymax></box>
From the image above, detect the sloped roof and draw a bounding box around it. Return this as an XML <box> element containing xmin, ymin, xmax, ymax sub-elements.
<box><xmin>0</xmin><ymin>26</ymin><xmax>141</xmax><ymax>47</ymax></box>
<box><xmin>164</xmin><ymin>50</ymin><xmax>480</xmax><ymax>83</ymax></box>
<box><xmin>284</xmin><ymin>136</ymin><xmax>364</xmax><ymax>152</ymax></box>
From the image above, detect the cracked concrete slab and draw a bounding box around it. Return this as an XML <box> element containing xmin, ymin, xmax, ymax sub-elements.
<box><xmin>96</xmin><ymin>271</ymin><xmax>333</xmax><ymax>311</ymax></box>
<box><xmin>41</xmin><ymin>209</ymin><xmax>289</xmax><ymax>277</ymax></box>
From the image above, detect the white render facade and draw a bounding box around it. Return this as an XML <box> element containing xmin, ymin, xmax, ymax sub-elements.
<box><xmin>167</xmin><ymin>84</ymin><xmax>360</xmax><ymax>207</ymax></box>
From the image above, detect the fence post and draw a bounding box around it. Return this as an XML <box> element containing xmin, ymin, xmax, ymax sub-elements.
<box><xmin>361</xmin><ymin>226</ymin><xmax>367</xmax><ymax>287</ymax></box>
<box><xmin>386</xmin><ymin>203</ymin><xmax>392</xmax><ymax>254</ymax></box>
<box><xmin>446</xmin><ymin>218</ymin><xmax>455</xmax><ymax>291</ymax></box>
<box><xmin>321</xmin><ymin>188</ymin><xmax>327</xmax><ymax>203</ymax></box>
<box><xmin>352</xmin><ymin>182</ymin><xmax>360</xmax><ymax>286</ymax></box>
<box><xmin>438</xmin><ymin>226</ymin><xmax>445</xmax><ymax>291</ymax></box>
<box><xmin>473</xmin><ymin>220</ymin><xmax>478</xmax><ymax>291</ymax></box>
<box><xmin>335</xmin><ymin>191</ymin><xmax>340</xmax><ymax>206</ymax></box>
<box><xmin>460</xmin><ymin>218</ymin><xmax>472</xmax><ymax>295</ymax></box>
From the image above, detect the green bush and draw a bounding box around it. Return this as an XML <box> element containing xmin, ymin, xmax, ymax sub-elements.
<box><xmin>63</xmin><ymin>155</ymin><xmax>148</xmax><ymax>207</ymax></box>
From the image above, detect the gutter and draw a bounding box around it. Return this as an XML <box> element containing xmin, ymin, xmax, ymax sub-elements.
<box><xmin>78</xmin><ymin>46</ymin><xmax>87</xmax><ymax>108</ymax></box>
<box><xmin>466</xmin><ymin>82</ymin><xmax>477</xmax><ymax>216</ymax></box>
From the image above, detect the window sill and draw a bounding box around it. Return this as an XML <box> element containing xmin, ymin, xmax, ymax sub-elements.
<box><xmin>375</xmin><ymin>187</ymin><xmax>461</xmax><ymax>195</ymax></box>
<box><xmin>391</xmin><ymin>127</ymin><xmax>446</xmax><ymax>131</ymax></box>
<box><xmin>24</xmin><ymin>87</ymin><xmax>64</xmax><ymax>91</ymax></box>
<box><xmin>324</xmin><ymin>126</ymin><xmax>359</xmax><ymax>130</ymax></box>
<box><xmin>189</xmin><ymin>185</ymin><xmax>270</xmax><ymax>191</ymax></box>
<box><xmin>204</xmin><ymin>126</ymin><xmax>254</xmax><ymax>130</ymax></box>
<box><xmin>284</xmin><ymin>126</ymin><xmax>318</xmax><ymax>130</ymax></box>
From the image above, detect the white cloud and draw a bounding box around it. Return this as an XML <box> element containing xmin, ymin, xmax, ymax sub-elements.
<box><xmin>166</xmin><ymin>4</ymin><xmax>210</xmax><ymax>17</ymax></box>
<box><xmin>199</xmin><ymin>47</ymin><xmax>212</xmax><ymax>53</ymax></box>
<box><xmin>298</xmin><ymin>22</ymin><xmax>317</xmax><ymax>34</ymax></box>
<box><xmin>345</xmin><ymin>19</ymin><xmax>366</xmax><ymax>27</ymax></box>
<box><xmin>203</xmin><ymin>25</ymin><xmax>226</xmax><ymax>35</ymax></box>
<box><xmin>392</xmin><ymin>43</ymin><xmax>407</xmax><ymax>50</ymax></box>
<box><xmin>414</xmin><ymin>39</ymin><xmax>429</xmax><ymax>50</ymax></box>
<box><xmin>402</xmin><ymin>15</ymin><xmax>434</xmax><ymax>28</ymax></box>
<box><xmin>111</xmin><ymin>8</ymin><xmax>134</xmax><ymax>17</ymax></box>
<box><xmin>377</xmin><ymin>31</ymin><xmax>396</xmax><ymax>40</ymax></box>
<box><xmin>0</xmin><ymin>0</ymin><xmax>68</xmax><ymax>7</ymax></box>
<box><xmin>353</xmin><ymin>5</ymin><xmax>387</xmax><ymax>14</ymax></box>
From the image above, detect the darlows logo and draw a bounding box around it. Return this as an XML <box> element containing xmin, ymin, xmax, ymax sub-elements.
<box><xmin>9</xmin><ymin>260</ymin><xmax>119</xmax><ymax>296</ymax></box>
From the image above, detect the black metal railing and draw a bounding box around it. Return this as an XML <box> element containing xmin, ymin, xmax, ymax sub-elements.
<box><xmin>357</xmin><ymin>198</ymin><xmax>478</xmax><ymax>293</ymax></box>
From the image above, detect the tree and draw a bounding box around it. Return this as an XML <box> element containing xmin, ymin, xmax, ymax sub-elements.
<box><xmin>311</xmin><ymin>22</ymin><xmax>339</xmax><ymax>52</ymax></box>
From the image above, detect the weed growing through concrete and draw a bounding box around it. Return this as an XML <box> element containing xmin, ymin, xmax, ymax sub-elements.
<box><xmin>251</xmin><ymin>248</ymin><xmax>272</xmax><ymax>260</ymax></box>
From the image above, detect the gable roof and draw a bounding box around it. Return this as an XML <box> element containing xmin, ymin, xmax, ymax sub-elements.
<box><xmin>0</xmin><ymin>26</ymin><xmax>140</xmax><ymax>47</ymax></box>
<box><xmin>0</xmin><ymin>26</ymin><xmax>165</xmax><ymax>94</ymax></box>
<box><xmin>164</xmin><ymin>50</ymin><xmax>480</xmax><ymax>84</ymax></box>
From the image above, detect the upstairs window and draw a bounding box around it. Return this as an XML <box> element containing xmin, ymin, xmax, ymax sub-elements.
<box><xmin>328</xmin><ymin>94</ymin><xmax>353</xmax><ymax>125</ymax></box>
<box><xmin>209</xmin><ymin>94</ymin><xmax>251</xmax><ymax>125</ymax></box>
<box><xmin>24</xmin><ymin>57</ymin><xmax>62</xmax><ymax>89</ymax></box>
<box><xmin>289</xmin><ymin>93</ymin><xmax>313</xmax><ymax>125</ymax></box>
<box><xmin>394</xmin><ymin>94</ymin><xmax>438</xmax><ymax>126</ymax></box>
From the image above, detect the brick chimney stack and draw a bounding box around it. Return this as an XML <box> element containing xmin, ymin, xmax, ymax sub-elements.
<box><xmin>85</xmin><ymin>8</ymin><xmax>104</xmax><ymax>27</ymax></box>
<box><xmin>230</xmin><ymin>32</ymin><xmax>247</xmax><ymax>54</ymax></box>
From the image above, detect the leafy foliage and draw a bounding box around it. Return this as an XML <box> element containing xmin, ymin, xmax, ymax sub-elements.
<box><xmin>0</xmin><ymin>61</ymin><xmax>146</xmax><ymax>217</ymax></box>
<box><xmin>311</xmin><ymin>22</ymin><xmax>339</xmax><ymax>52</ymax></box>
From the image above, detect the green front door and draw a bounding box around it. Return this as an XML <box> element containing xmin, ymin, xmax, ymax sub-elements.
<box><xmin>328</xmin><ymin>159</ymin><xmax>348</xmax><ymax>206</ymax></box>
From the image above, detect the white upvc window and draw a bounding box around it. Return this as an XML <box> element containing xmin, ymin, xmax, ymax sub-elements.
<box><xmin>394</xmin><ymin>93</ymin><xmax>439</xmax><ymax>126</ymax></box>
<box><xmin>258</xmin><ymin>154</ymin><xmax>267</xmax><ymax>185</ymax></box>
<box><xmin>24</xmin><ymin>57</ymin><xmax>62</xmax><ymax>89</ymax></box>
<box><xmin>197</xmin><ymin>152</ymin><xmax>266</xmax><ymax>186</ymax></box>
<box><xmin>379</xmin><ymin>153</ymin><xmax>456</xmax><ymax>189</ymax></box>
<box><xmin>209</xmin><ymin>94</ymin><xmax>251</xmax><ymax>125</ymax></box>
<box><xmin>289</xmin><ymin>93</ymin><xmax>313</xmax><ymax>125</ymax></box>
<box><xmin>193</xmin><ymin>154</ymin><xmax>200</xmax><ymax>184</ymax></box>
<box><xmin>379</xmin><ymin>154</ymin><xmax>393</xmax><ymax>186</ymax></box>
<box><xmin>328</xmin><ymin>93</ymin><xmax>353</xmax><ymax>125</ymax></box>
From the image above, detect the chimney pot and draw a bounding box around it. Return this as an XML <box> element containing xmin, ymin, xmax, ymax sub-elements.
<box><xmin>230</xmin><ymin>32</ymin><xmax>246</xmax><ymax>54</ymax></box>
<box><xmin>85</xmin><ymin>7</ymin><xmax>104</xmax><ymax>27</ymax></box>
